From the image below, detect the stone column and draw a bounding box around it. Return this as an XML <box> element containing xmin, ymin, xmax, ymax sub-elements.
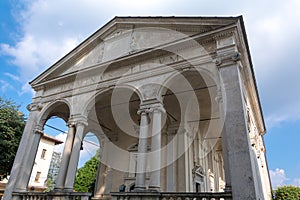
<box><xmin>64</xmin><ymin>118</ymin><xmax>87</xmax><ymax>192</ymax></box>
<box><xmin>134</xmin><ymin>110</ymin><xmax>149</xmax><ymax>190</ymax></box>
<box><xmin>217</xmin><ymin>56</ymin><xmax>260</xmax><ymax>199</ymax></box>
<box><xmin>166</xmin><ymin>132</ymin><xmax>176</xmax><ymax>191</ymax></box>
<box><xmin>54</xmin><ymin>122</ymin><xmax>75</xmax><ymax>191</ymax></box>
<box><xmin>149</xmin><ymin>105</ymin><xmax>164</xmax><ymax>191</ymax></box>
<box><xmin>177</xmin><ymin>127</ymin><xmax>188</xmax><ymax>192</ymax></box>
<box><xmin>4</xmin><ymin>103</ymin><xmax>41</xmax><ymax>199</ymax></box>
<box><xmin>215</xmin><ymin>87</ymin><xmax>232</xmax><ymax>191</ymax></box>
<box><xmin>94</xmin><ymin>135</ymin><xmax>108</xmax><ymax>199</ymax></box>
<box><xmin>92</xmin><ymin>134</ymin><xmax>112</xmax><ymax>199</ymax></box>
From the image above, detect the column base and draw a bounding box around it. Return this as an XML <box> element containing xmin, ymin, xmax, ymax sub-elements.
<box><xmin>148</xmin><ymin>186</ymin><xmax>160</xmax><ymax>192</ymax></box>
<box><xmin>92</xmin><ymin>194</ymin><xmax>112</xmax><ymax>200</ymax></box>
<box><xmin>132</xmin><ymin>187</ymin><xmax>147</xmax><ymax>192</ymax></box>
<box><xmin>13</xmin><ymin>188</ymin><xmax>27</xmax><ymax>193</ymax></box>
<box><xmin>63</xmin><ymin>188</ymin><xmax>73</xmax><ymax>192</ymax></box>
<box><xmin>111</xmin><ymin>192</ymin><xmax>160</xmax><ymax>200</ymax></box>
<box><xmin>53</xmin><ymin>187</ymin><xmax>64</xmax><ymax>192</ymax></box>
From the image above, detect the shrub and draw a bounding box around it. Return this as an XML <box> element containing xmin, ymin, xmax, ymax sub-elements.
<box><xmin>273</xmin><ymin>186</ymin><xmax>300</xmax><ymax>200</ymax></box>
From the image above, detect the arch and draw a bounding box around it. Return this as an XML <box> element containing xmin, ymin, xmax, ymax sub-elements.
<box><xmin>158</xmin><ymin>66</ymin><xmax>220</xmax><ymax>100</ymax></box>
<box><xmin>37</xmin><ymin>99</ymin><xmax>71</xmax><ymax>127</ymax></box>
<box><xmin>82</xmin><ymin>84</ymin><xmax>143</xmax><ymax>118</ymax></box>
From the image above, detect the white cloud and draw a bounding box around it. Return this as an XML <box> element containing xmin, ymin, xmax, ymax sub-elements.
<box><xmin>0</xmin><ymin>80</ymin><xmax>13</xmax><ymax>92</ymax></box>
<box><xmin>270</xmin><ymin>168</ymin><xmax>300</xmax><ymax>188</ymax></box>
<box><xmin>293</xmin><ymin>178</ymin><xmax>300</xmax><ymax>187</ymax></box>
<box><xmin>270</xmin><ymin>168</ymin><xmax>289</xmax><ymax>188</ymax></box>
<box><xmin>247</xmin><ymin>0</ymin><xmax>300</xmax><ymax>128</ymax></box>
<box><xmin>4</xmin><ymin>73</ymin><xmax>20</xmax><ymax>82</ymax></box>
<box><xmin>1</xmin><ymin>0</ymin><xmax>300</xmax><ymax>128</ymax></box>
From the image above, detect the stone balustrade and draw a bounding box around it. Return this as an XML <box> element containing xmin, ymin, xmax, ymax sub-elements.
<box><xmin>11</xmin><ymin>192</ymin><xmax>91</xmax><ymax>200</ymax></box>
<box><xmin>111</xmin><ymin>192</ymin><xmax>232</xmax><ymax>200</ymax></box>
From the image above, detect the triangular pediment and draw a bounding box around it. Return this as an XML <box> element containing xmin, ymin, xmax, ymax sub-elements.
<box><xmin>30</xmin><ymin>16</ymin><xmax>240</xmax><ymax>88</ymax></box>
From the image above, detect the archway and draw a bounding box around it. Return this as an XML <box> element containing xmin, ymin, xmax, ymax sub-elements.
<box><xmin>29</xmin><ymin>101</ymin><xmax>70</xmax><ymax>192</ymax></box>
<box><xmin>160</xmin><ymin>69</ymin><xmax>224</xmax><ymax>192</ymax></box>
<box><xmin>84</xmin><ymin>86</ymin><xmax>141</xmax><ymax>197</ymax></box>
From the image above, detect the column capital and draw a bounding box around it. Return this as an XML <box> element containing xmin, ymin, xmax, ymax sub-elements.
<box><xmin>34</xmin><ymin>125</ymin><xmax>44</xmax><ymax>135</ymax></box>
<box><xmin>67</xmin><ymin>120</ymin><xmax>76</xmax><ymax>127</ymax></box>
<box><xmin>138</xmin><ymin>102</ymin><xmax>165</xmax><ymax>115</ymax></box>
<box><xmin>26</xmin><ymin>102</ymin><xmax>43</xmax><ymax>112</ymax></box>
<box><xmin>69</xmin><ymin>115</ymin><xmax>88</xmax><ymax>127</ymax></box>
<box><xmin>214</xmin><ymin>51</ymin><xmax>241</xmax><ymax>69</ymax></box>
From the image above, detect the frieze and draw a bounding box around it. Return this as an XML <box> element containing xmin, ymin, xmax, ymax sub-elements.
<box><xmin>36</xmin><ymin>49</ymin><xmax>216</xmax><ymax>100</ymax></box>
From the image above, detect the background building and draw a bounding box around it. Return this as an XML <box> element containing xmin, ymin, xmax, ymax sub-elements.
<box><xmin>28</xmin><ymin>134</ymin><xmax>62</xmax><ymax>192</ymax></box>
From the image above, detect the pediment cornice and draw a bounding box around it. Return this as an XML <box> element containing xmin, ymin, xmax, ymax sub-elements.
<box><xmin>31</xmin><ymin>24</ymin><xmax>237</xmax><ymax>92</ymax></box>
<box><xmin>30</xmin><ymin>16</ymin><xmax>240</xmax><ymax>88</ymax></box>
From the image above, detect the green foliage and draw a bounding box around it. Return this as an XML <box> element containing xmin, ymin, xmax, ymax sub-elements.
<box><xmin>44</xmin><ymin>177</ymin><xmax>53</xmax><ymax>192</ymax></box>
<box><xmin>0</xmin><ymin>97</ymin><xmax>25</xmax><ymax>176</ymax></box>
<box><xmin>74</xmin><ymin>153</ymin><xmax>99</xmax><ymax>193</ymax></box>
<box><xmin>273</xmin><ymin>186</ymin><xmax>300</xmax><ymax>200</ymax></box>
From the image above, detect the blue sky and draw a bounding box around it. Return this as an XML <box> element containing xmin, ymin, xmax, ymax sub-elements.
<box><xmin>0</xmin><ymin>0</ymin><xmax>300</xmax><ymax>187</ymax></box>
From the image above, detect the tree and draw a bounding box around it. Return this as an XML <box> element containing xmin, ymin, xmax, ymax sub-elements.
<box><xmin>273</xmin><ymin>186</ymin><xmax>300</xmax><ymax>200</ymax></box>
<box><xmin>0</xmin><ymin>97</ymin><xmax>25</xmax><ymax>177</ymax></box>
<box><xmin>74</xmin><ymin>153</ymin><xmax>99</xmax><ymax>193</ymax></box>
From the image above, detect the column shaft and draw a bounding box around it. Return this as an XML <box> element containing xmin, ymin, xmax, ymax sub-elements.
<box><xmin>149</xmin><ymin>109</ymin><xmax>162</xmax><ymax>190</ymax></box>
<box><xmin>166</xmin><ymin>133</ymin><xmax>176</xmax><ymax>191</ymax></box>
<box><xmin>55</xmin><ymin>124</ymin><xmax>75</xmax><ymax>190</ymax></box>
<box><xmin>177</xmin><ymin>129</ymin><xmax>188</xmax><ymax>192</ymax></box>
<box><xmin>4</xmin><ymin>111</ymin><xmax>38</xmax><ymax>199</ymax></box>
<box><xmin>135</xmin><ymin>112</ymin><xmax>149</xmax><ymax>190</ymax></box>
<box><xmin>64</xmin><ymin>122</ymin><xmax>85</xmax><ymax>191</ymax></box>
<box><xmin>219</xmin><ymin>63</ymin><xmax>259</xmax><ymax>199</ymax></box>
<box><xmin>94</xmin><ymin>137</ymin><xmax>105</xmax><ymax>198</ymax></box>
<box><xmin>216</xmin><ymin>88</ymin><xmax>232</xmax><ymax>190</ymax></box>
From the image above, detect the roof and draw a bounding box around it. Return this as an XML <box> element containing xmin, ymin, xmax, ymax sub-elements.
<box><xmin>42</xmin><ymin>134</ymin><xmax>63</xmax><ymax>145</ymax></box>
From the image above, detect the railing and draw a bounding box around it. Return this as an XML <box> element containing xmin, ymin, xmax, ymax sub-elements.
<box><xmin>111</xmin><ymin>191</ymin><xmax>232</xmax><ymax>200</ymax></box>
<box><xmin>12</xmin><ymin>191</ymin><xmax>232</xmax><ymax>200</ymax></box>
<box><xmin>161</xmin><ymin>192</ymin><xmax>232</xmax><ymax>200</ymax></box>
<box><xmin>12</xmin><ymin>191</ymin><xmax>91</xmax><ymax>200</ymax></box>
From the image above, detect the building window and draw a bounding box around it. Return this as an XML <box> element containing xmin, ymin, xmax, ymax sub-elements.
<box><xmin>35</xmin><ymin>172</ymin><xmax>41</xmax><ymax>182</ymax></box>
<box><xmin>41</xmin><ymin>149</ymin><xmax>47</xmax><ymax>159</ymax></box>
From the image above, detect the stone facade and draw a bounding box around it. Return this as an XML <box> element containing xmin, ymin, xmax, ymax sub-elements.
<box><xmin>4</xmin><ymin>16</ymin><xmax>271</xmax><ymax>200</ymax></box>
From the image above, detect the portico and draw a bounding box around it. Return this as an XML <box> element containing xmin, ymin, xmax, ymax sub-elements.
<box><xmin>5</xmin><ymin>16</ymin><xmax>271</xmax><ymax>200</ymax></box>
